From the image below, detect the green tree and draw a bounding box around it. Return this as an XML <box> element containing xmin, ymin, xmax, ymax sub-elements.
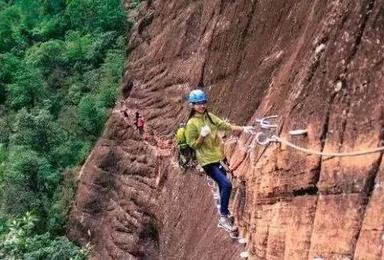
<box><xmin>66</xmin><ymin>0</ymin><xmax>127</xmax><ymax>34</ymax></box>
<box><xmin>16</xmin><ymin>0</ymin><xmax>44</xmax><ymax>31</ymax></box>
<box><xmin>6</xmin><ymin>66</ymin><xmax>48</xmax><ymax>109</ymax></box>
<box><xmin>41</xmin><ymin>0</ymin><xmax>66</xmax><ymax>14</ymax></box>
<box><xmin>0</xmin><ymin>1</ymin><xmax>8</xmax><ymax>11</ymax></box>
<box><xmin>11</xmin><ymin>108</ymin><xmax>65</xmax><ymax>154</ymax></box>
<box><xmin>31</xmin><ymin>0</ymin><xmax>68</xmax><ymax>41</ymax></box>
<box><xmin>0</xmin><ymin>0</ymin><xmax>129</xmax><ymax>256</ymax></box>
<box><xmin>0</xmin><ymin>53</ymin><xmax>22</xmax><ymax>82</ymax></box>
<box><xmin>25</xmin><ymin>40</ymin><xmax>66</xmax><ymax>74</ymax></box>
<box><xmin>78</xmin><ymin>95</ymin><xmax>107</xmax><ymax>138</ymax></box>
<box><xmin>102</xmin><ymin>47</ymin><xmax>125</xmax><ymax>83</ymax></box>
<box><xmin>0</xmin><ymin>117</ymin><xmax>11</xmax><ymax>144</ymax></box>
<box><xmin>0</xmin><ymin>143</ymin><xmax>7</xmax><ymax>186</ymax></box>
<box><xmin>0</xmin><ymin>5</ymin><xmax>27</xmax><ymax>53</ymax></box>
<box><xmin>64</xmin><ymin>31</ymin><xmax>93</xmax><ymax>65</ymax></box>
<box><xmin>49</xmin><ymin>137</ymin><xmax>90</xmax><ymax>169</ymax></box>
<box><xmin>1</xmin><ymin>147</ymin><xmax>56</xmax><ymax>216</ymax></box>
<box><xmin>25</xmin><ymin>40</ymin><xmax>67</xmax><ymax>90</ymax></box>
<box><xmin>31</xmin><ymin>14</ymin><xmax>68</xmax><ymax>41</ymax></box>
<box><xmin>0</xmin><ymin>212</ymin><xmax>88</xmax><ymax>259</ymax></box>
<box><xmin>0</xmin><ymin>54</ymin><xmax>22</xmax><ymax>104</ymax></box>
<box><xmin>95</xmin><ymin>48</ymin><xmax>125</xmax><ymax>108</ymax></box>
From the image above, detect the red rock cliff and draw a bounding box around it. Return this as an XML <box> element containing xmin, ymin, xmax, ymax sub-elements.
<box><xmin>68</xmin><ymin>0</ymin><xmax>384</xmax><ymax>259</ymax></box>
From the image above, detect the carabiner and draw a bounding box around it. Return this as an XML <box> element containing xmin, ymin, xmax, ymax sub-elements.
<box><xmin>255</xmin><ymin>132</ymin><xmax>273</xmax><ymax>146</ymax></box>
<box><xmin>256</xmin><ymin>115</ymin><xmax>278</xmax><ymax>129</ymax></box>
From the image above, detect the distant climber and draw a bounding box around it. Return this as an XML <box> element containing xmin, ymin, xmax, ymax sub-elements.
<box><xmin>137</xmin><ymin>115</ymin><xmax>145</xmax><ymax>135</ymax></box>
<box><xmin>119</xmin><ymin>101</ymin><xmax>129</xmax><ymax>119</ymax></box>
<box><xmin>184</xmin><ymin>89</ymin><xmax>255</xmax><ymax>236</ymax></box>
<box><xmin>133</xmin><ymin>111</ymin><xmax>145</xmax><ymax>135</ymax></box>
<box><xmin>134</xmin><ymin>111</ymin><xmax>140</xmax><ymax>128</ymax></box>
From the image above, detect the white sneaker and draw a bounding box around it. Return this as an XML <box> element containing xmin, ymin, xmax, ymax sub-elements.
<box><xmin>218</xmin><ymin>216</ymin><xmax>236</xmax><ymax>232</ymax></box>
<box><xmin>227</xmin><ymin>214</ymin><xmax>235</xmax><ymax>225</ymax></box>
<box><xmin>229</xmin><ymin>229</ymin><xmax>240</xmax><ymax>239</ymax></box>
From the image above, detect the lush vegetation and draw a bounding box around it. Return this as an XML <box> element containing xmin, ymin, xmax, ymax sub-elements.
<box><xmin>0</xmin><ymin>0</ymin><xmax>131</xmax><ymax>258</ymax></box>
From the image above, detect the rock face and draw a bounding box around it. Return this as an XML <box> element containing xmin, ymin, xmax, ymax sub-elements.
<box><xmin>68</xmin><ymin>0</ymin><xmax>384</xmax><ymax>259</ymax></box>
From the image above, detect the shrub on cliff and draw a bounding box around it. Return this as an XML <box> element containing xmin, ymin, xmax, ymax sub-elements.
<box><xmin>0</xmin><ymin>212</ymin><xmax>89</xmax><ymax>259</ymax></box>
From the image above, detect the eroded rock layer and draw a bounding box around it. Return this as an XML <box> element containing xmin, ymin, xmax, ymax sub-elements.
<box><xmin>69</xmin><ymin>0</ymin><xmax>384</xmax><ymax>259</ymax></box>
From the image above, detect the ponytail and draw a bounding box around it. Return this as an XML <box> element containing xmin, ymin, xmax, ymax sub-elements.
<box><xmin>204</xmin><ymin>110</ymin><xmax>216</xmax><ymax>126</ymax></box>
<box><xmin>186</xmin><ymin>108</ymin><xmax>216</xmax><ymax>126</ymax></box>
<box><xmin>187</xmin><ymin>109</ymin><xmax>195</xmax><ymax>120</ymax></box>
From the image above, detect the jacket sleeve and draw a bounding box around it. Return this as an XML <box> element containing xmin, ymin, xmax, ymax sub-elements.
<box><xmin>209</xmin><ymin>113</ymin><xmax>232</xmax><ymax>131</ymax></box>
<box><xmin>185</xmin><ymin>121</ymin><xmax>201</xmax><ymax>149</ymax></box>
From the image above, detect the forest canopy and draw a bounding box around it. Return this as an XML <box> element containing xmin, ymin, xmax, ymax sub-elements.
<box><xmin>0</xmin><ymin>0</ymin><xmax>131</xmax><ymax>258</ymax></box>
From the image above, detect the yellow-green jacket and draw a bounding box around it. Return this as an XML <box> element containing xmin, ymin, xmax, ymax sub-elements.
<box><xmin>185</xmin><ymin>112</ymin><xmax>232</xmax><ymax>166</ymax></box>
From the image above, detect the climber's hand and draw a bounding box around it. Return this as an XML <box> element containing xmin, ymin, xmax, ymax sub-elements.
<box><xmin>242</xmin><ymin>126</ymin><xmax>256</xmax><ymax>135</ymax></box>
<box><xmin>200</xmin><ymin>125</ymin><xmax>211</xmax><ymax>137</ymax></box>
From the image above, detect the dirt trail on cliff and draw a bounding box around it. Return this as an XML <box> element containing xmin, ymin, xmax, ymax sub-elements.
<box><xmin>69</xmin><ymin>0</ymin><xmax>384</xmax><ymax>259</ymax></box>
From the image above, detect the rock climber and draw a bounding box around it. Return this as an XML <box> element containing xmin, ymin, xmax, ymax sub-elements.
<box><xmin>184</xmin><ymin>89</ymin><xmax>255</xmax><ymax>233</ymax></box>
<box><xmin>119</xmin><ymin>100</ymin><xmax>129</xmax><ymax>119</ymax></box>
<box><xmin>134</xmin><ymin>111</ymin><xmax>140</xmax><ymax>128</ymax></box>
<box><xmin>137</xmin><ymin>115</ymin><xmax>145</xmax><ymax>135</ymax></box>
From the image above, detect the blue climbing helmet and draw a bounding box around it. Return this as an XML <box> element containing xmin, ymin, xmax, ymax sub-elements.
<box><xmin>188</xmin><ymin>89</ymin><xmax>208</xmax><ymax>103</ymax></box>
